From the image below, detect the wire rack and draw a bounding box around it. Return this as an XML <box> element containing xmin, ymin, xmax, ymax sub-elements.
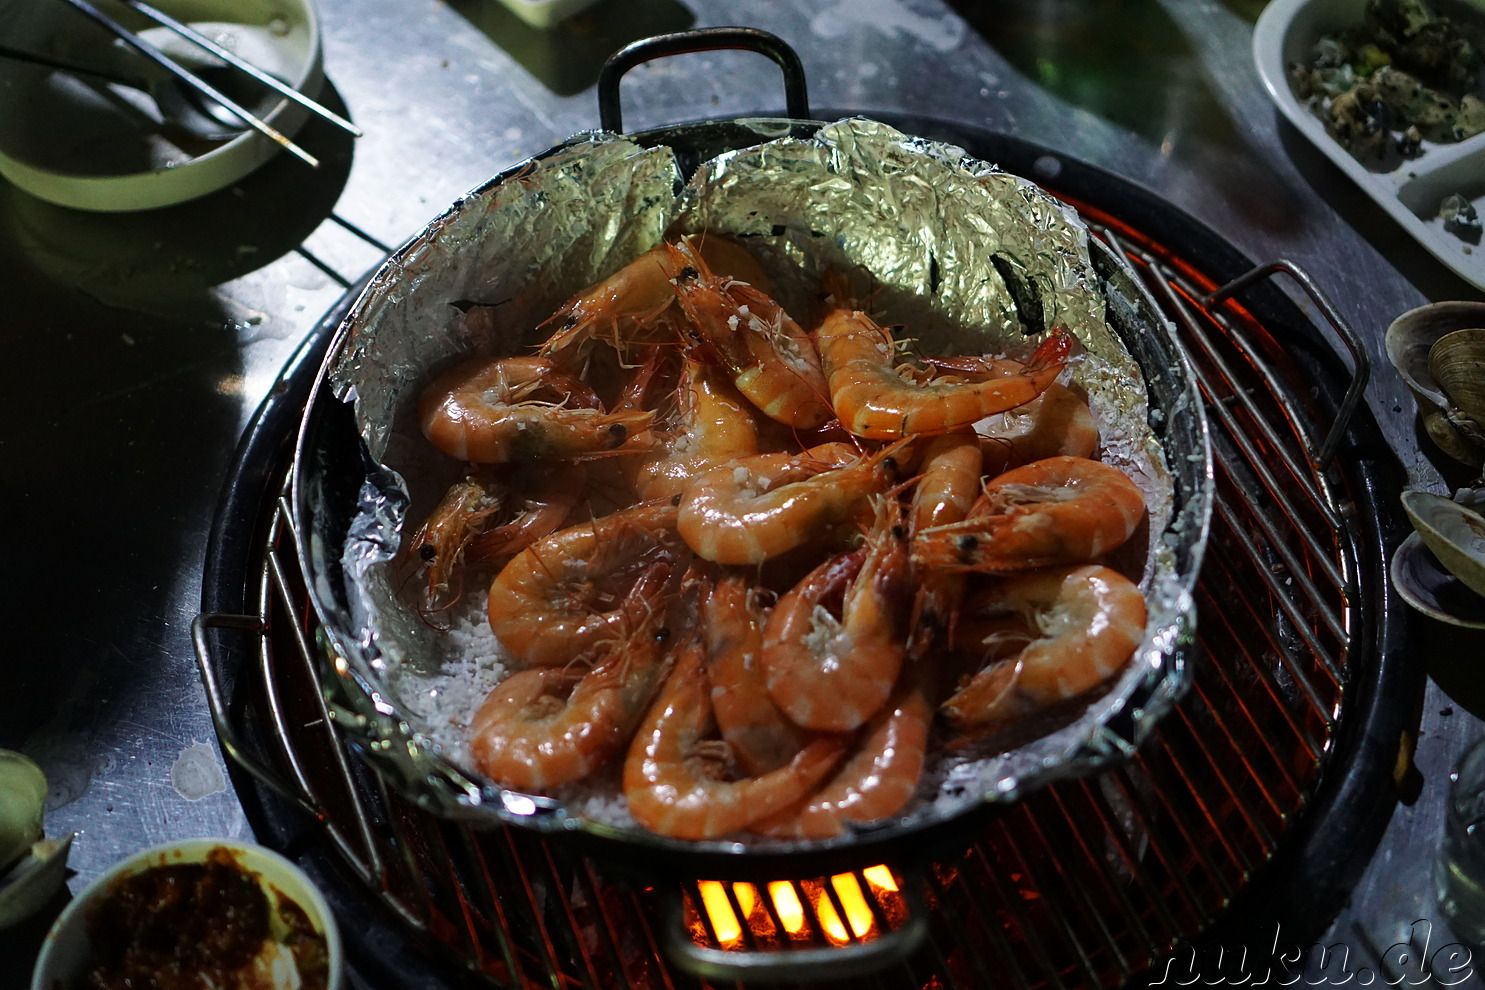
<box><xmin>193</xmin><ymin>201</ymin><xmax>1401</xmax><ymax>989</ymax></box>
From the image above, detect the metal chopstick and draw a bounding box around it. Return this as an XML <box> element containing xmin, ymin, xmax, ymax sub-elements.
<box><xmin>118</xmin><ymin>0</ymin><xmax>362</xmax><ymax>138</ymax></box>
<box><xmin>54</xmin><ymin>0</ymin><xmax>319</xmax><ymax>168</ymax></box>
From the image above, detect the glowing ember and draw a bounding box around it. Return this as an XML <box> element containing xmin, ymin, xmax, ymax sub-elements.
<box><xmin>768</xmin><ymin>880</ymin><xmax>805</xmax><ymax>935</ymax></box>
<box><xmin>690</xmin><ymin>866</ymin><xmax>904</xmax><ymax>950</ymax></box>
<box><xmin>698</xmin><ymin>882</ymin><xmax>741</xmax><ymax>945</ymax></box>
<box><xmin>830</xmin><ymin>873</ymin><xmax>875</xmax><ymax>939</ymax></box>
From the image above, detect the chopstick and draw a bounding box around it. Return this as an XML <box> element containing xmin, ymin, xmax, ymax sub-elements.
<box><xmin>54</xmin><ymin>0</ymin><xmax>320</xmax><ymax>168</ymax></box>
<box><xmin>118</xmin><ymin>0</ymin><xmax>362</xmax><ymax>138</ymax></box>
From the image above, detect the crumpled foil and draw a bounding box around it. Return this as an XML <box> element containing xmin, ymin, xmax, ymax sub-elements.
<box><xmin>304</xmin><ymin>117</ymin><xmax>1213</xmax><ymax>848</ymax></box>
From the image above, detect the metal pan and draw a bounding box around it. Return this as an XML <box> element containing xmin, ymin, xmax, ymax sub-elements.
<box><xmin>290</xmin><ymin>28</ymin><xmax>1212</xmax><ymax>888</ymax></box>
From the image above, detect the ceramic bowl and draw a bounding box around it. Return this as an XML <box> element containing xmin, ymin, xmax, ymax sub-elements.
<box><xmin>0</xmin><ymin>0</ymin><xmax>323</xmax><ymax>212</ymax></box>
<box><xmin>31</xmin><ymin>838</ymin><xmax>342</xmax><ymax>990</ymax></box>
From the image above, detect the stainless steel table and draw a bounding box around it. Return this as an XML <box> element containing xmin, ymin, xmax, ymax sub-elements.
<box><xmin>4</xmin><ymin>0</ymin><xmax>1484</xmax><ymax>984</ymax></box>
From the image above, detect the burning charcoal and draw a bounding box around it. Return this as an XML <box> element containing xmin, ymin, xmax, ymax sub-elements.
<box><xmin>1440</xmin><ymin>194</ymin><xmax>1482</xmax><ymax>245</ymax></box>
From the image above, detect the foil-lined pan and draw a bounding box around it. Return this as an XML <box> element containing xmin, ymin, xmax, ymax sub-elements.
<box><xmin>293</xmin><ymin>117</ymin><xmax>1214</xmax><ymax>865</ymax></box>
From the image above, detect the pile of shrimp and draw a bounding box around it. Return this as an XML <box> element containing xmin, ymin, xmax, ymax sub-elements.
<box><xmin>402</xmin><ymin>234</ymin><xmax>1151</xmax><ymax>842</ymax></box>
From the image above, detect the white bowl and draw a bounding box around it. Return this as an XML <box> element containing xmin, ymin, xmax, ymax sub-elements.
<box><xmin>31</xmin><ymin>838</ymin><xmax>343</xmax><ymax>990</ymax></box>
<box><xmin>0</xmin><ymin>0</ymin><xmax>323</xmax><ymax>212</ymax></box>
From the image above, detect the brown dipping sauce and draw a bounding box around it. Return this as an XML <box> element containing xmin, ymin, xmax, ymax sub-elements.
<box><xmin>83</xmin><ymin>846</ymin><xmax>329</xmax><ymax>990</ymax></box>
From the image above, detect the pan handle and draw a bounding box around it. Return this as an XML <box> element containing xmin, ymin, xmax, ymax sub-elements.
<box><xmin>597</xmin><ymin>26</ymin><xmax>811</xmax><ymax>134</ymax></box>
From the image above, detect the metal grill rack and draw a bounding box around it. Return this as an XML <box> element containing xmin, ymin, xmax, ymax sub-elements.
<box><xmin>194</xmin><ymin>180</ymin><xmax>1409</xmax><ymax>988</ymax></box>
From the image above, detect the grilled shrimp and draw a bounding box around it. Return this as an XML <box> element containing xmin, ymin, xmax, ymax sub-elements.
<box><xmin>470</xmin><ymin>569</ymin><xmax>675</xmax><ymax>792</ymax></box>
<box><xmin>752</xmin><ymin>679</ymin><xmax>930</xmax><ymax>839</ymax></box>
<box><xmin>912</xmin><ymin>455</ymin><xmax>1146</xmax><ymax>572</ymax></box>
<box><xmin>623</xmin><ymin>635</ymin><xmax>846</xmax><ymax>841</ymax></box>
<box><xmin>486</xmin><ymin>500</ymin><xmax>684</xmax><ymax>667</ymax></box>
<box><xmin>630</xmin><ymin>357</ymin><xmax>763</xmax><ymax>502</ymax></box>
<box><xmin>761</xmin><ymin>501</ymin><xmax>909</xmax><ymax>733</ymax></box>
<box><xmin>927</xmin><ymin>352</ymin><xmax>1099</xmax><ymax>474</ymax></box>
<box><xmin>975</xmin><ymin>382</ymin><xmax>1098</xmax><ymax>476</ymax></box>
<box><xmin>419</xmin><ymin>355</ymin><xmax>653</xmax><ymax>463</ymax></box>
<box><xmin>538</xmin><ymin>235</ymin><xmax>772</xmax><ymax>367</ymax></box>
<box><xmin>815</xmin><ymin>275</ymin><xmax>1072</xmax><ymax>440</ymax></box>
<box><xmin>405</xmin><ymin>469</ymin><xmax>509</xmax><ymax>612</ymax></box>
<box><xmin>407</xmin><ymin>464</ymin><xmax>586</xmax><ymax>613</ymax></box>
<box><xmin>906</xmin><ymin>432</ymin><xmax>981</xmax><ymax>657</ymax></box>
<box><xmin>668</xmin><ymin>238</ymin><xmax>833</xmax><ymax>430</ymax></box>
<box><xmin>942</xmin><ymin>565</ymin><xmax>1146</xmax><ymax>731</ymax></box>
<box><xmin>702</xmin><ymin>574</ymin><xmax>814</xmax><ymax>776</ymax></box>
<box><xmin>677</xmin><ymin>441</ymin><xmax>906</xmax><ymax>565</ymax></box>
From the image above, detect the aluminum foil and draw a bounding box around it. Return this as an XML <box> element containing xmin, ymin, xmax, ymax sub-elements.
<box><xmin>304</xmin><ymin>117</ymin><xmax>1213</xmax><ymax>848</ymax></box>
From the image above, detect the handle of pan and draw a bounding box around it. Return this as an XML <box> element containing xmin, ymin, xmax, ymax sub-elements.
<box><xmin>1203</xmin><ymin>259</ymin><xmax>1370</xmax><ymax>468</ymax></box>
<box><xmin>597</xmin><ymin>26</ymin><xmax>811</xmax><ymax>134</ymax></box>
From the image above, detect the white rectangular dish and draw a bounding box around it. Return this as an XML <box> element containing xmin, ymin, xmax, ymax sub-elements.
<box><xmin>1253</xmin><ymin>0</ymin><xmax>1485</xmax><ymax>291</ymax></box>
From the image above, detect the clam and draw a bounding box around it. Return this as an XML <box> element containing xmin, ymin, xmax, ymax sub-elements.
<box><xmin>0</xmin><ymin>749</ymin><xmax>71</xmax><ymax>929</ymax></box>
<box><xmin>0</xmin><ymin>750</ymin><xmax>45</xmax><ymax>873</ymax></box>
<box><xmin>1386</xmin><ymin>302</ymin><xmax>1485</xmax><ymax>466</ymax></box>
<box><xmin>1401</xmin><ymin>490</ymin><xmax>1485</xmax><ymax>601</ymax></box>
<box><xmin>1430</xmin><ymin>327</ymin><xmax>1485</xmax><ymax>427</ymax></box>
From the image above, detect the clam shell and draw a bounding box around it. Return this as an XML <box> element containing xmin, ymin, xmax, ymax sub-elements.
<box><xmin>1386</xmin><ymin>302</ymin><xmax>1485</xmax><ymax>464</ymax></box>
<box><xmin>0</xmin><ymin>750</ymin><xmax>45</xmax><ymax>874</ymax></box>
<box><xmin>1421</xmin><ymin>406</ymin><xmax>1485</xmax><ymax>468</ymax></box>
<box><xmin>1430</xmin><ymin>327</ymin><xmax>1485</xmax><ymax>426</ymax></box>
<box><xmin>1401</xmin><ymin>491</ymin><xmax>1485</xmax><ymax>600</ymax></box>
<box><xmin>1386</xmin><ymin>301</ymin><xmax>1485</xmax><ymax>405</ymax></box>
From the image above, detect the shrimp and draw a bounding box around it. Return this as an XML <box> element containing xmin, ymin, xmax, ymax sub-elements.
<box><xmin>404</xmin><ymin>469</ymin><xmax>510</xmax><ymax>612</ymax></box>
<box><xmin>469</xmin><ymin>464</ymin><xmax>587</xmax><ymax>559</ymax></box>
<box><xmin>539</xmin><ymin>235</ymin><xmax>774</xmax><ymax>367</ymax></box>
<box><xmin>703</xmin><ymin>574</ymin><xmax>814</xmax><ymax>776</ymax></box>
<box><xmin>815</xmin><ymin>274</ymin><xmax>1073</xmax><ymax>440</ymax></box>
<box><xmin>677</xmin><ymin>441</ymin><xmax>906</xmax><ymax>565</ymax></box>
<box><xmin>623</xmin><ymin>635</ymin><xmax>846</xmax><ymax>840</ymax></box>
<box><xmin>761</xmin><ymin>501</ymin><xmax>909</xmax><ymax>733</ymax></box>
<box><xmin>921</xmin><ymin>354</ymin><xmax>1098</xmax><ymax>471</ymax></box>
<box><xmin>980</xmin><ymin>382</ymin><xmax>1098</xmax><ymax>474</ymax></box>
<box><xmin>667</xmin><ymin>238</ymin><xmax>833</xmax><ymax>430</ymax></box>
<box><xmin>419</xmin><ymin>355</ymin><xmax>653</xmax><ymax>463</ymax></box>
<box><xmin>486</xmin><ymin>500</ymin><xmax>684</xmax><ymax>667</ymax></box>
<box><xmin>941</xmin><ymin>565</ymin><xmax>1146</xmax><ymax>731</ymax></box>
<box><xmin>470</xmin><ymin>567</ymin><xmax>676</xmax><ymax>792</ymax></box>
<box><xmin>912</xmin><ymin>455</ymin><xmax>1146</xmax><ymax>572</ymax></box>
<box><xmin>630</xmin><ymin>357</ymin><xmax>763</xmax><ymax>502</ymax></box>
<box><xmin>906</xmin><ymin>432</ymin><xmax>981</xmax><ymax>657</ymax></box>
<box><xmin>751</xmin><ymin>679</ymin><xmax>930</xmax><ymax>839</ymax></box>
<box><xmin>407</xmin><ymin>464</ymin><xmax>586</xmax><ymax>612</ymax></box>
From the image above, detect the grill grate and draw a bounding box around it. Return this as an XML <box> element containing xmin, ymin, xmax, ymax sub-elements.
<box><xmin>194</xmin><ymin>201</ymin><xmax>1384</xmax><ymax>989</ymax></box>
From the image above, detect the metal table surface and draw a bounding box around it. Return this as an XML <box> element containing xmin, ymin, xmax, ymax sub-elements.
<box><xmin>4</xmin><ymin>0</ymin><xmax>1485</xmax><ymax>984</ymax></box>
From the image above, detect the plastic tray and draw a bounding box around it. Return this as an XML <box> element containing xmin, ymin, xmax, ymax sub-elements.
<box><xmin>1253</xmin><ymin>0</ymin><xmax>1485</xmax><ymax>291</ymax></box>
